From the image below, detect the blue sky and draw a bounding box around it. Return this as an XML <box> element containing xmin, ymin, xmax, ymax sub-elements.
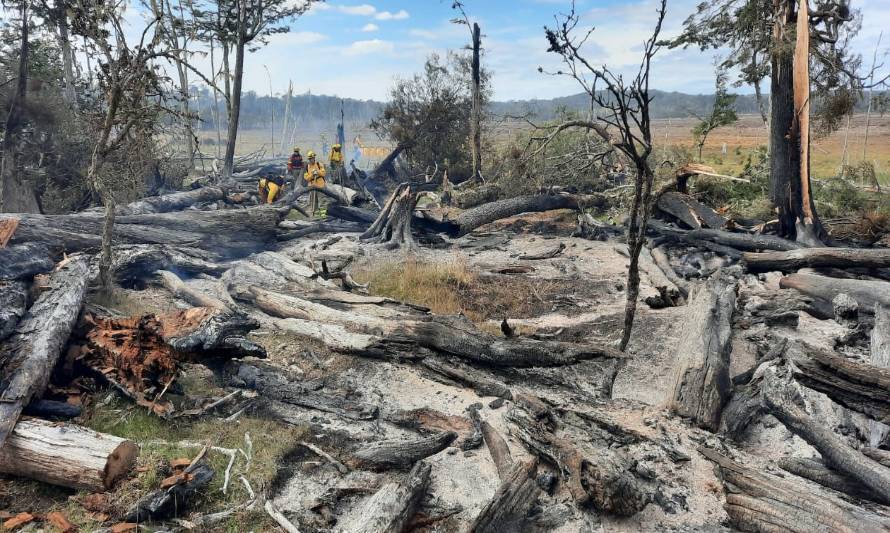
<box><xmin>161</xmin><ymin>0</ymin><xmax>890</xmax><ymax>101</ymax></box>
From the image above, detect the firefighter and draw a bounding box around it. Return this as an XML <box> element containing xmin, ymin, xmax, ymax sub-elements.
<box><xmin>287</xmin><ymin>147</ymin><xmax>304</xmax><ymax>183</ymax></box>
<box><xmin>258</xmin><ymin>172</ymin><xmax>285</xmax><ymax>204</ymax></box>
<box><xmin>304</xmin><ymin>151</ymin><xmax>327</xmax><ymax>217</ymax></box>
<box><xmin>329</xmin><ymin>143</ymin><xmax>344</xmax><ymax>170</ymax></box>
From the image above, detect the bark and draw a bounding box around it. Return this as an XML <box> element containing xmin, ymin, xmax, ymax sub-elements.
<box><xmin>470</xmin><ymin>460</ymin><xmax>539</xmax><ymax>533</ymax></box>
<box><xmin>337</xmin><ymin>461</ymin><xmax>431</xmax><ymax>533</ymax></box>
<box><xmin>444</xmin><ymin>193</ymin><xmax>609</xmax><ymax>237</ymax></box>
<box><xmin>0</xmin><ymin>418</ymin><xmax>138</xmax><ymax>491</ymax></box>
<box><xmin>114</xmin><ymin>187</ymin><xmax>226</xmax><ymax>216</ymax></box>
<box><xmin>872</xmin><ymin>306</ymin><xmax>890</xmax><ymax>446</ymax></box>
<box><xmin>649</xmin><ymin>245</ymin><xmax>690</xmax><ymax>298</ymax></box>
<box><xmin>778</xmin><ymin>457</ymin><xmax>889</xmax><ymax>504</ymax></box>
<box><xmin>656</xmin><ymin>191</ymin><xmax>727</xmax><ymax>230</ymax></box>
<box><xmin>699</xmin><ymin>447</ymin><xmax>890</xmax><ymax>533</ymax></box>
<box><xmin>481</xmin><ymin>420</ymin><xmax>514</xmax><ymax>481</ymax></box>
<box><xmin>53</xmin><ymin>0</ymin><xmax>76</xmax><ymax>103</ymax></box>
<box><xmin>452</xmin><ymin>183</ymin><xmax>501</xmax><ymax>208</ymax></box>
<box><xmin>743</xmin><ymin>248</ymin><xmax>890</xmax><ymax>272</ymax></box>
<box><xmin>470</xmin><ymin>22</ymin><xmax>482</xmax><ymax>179</ymax></box>
<box><xmin>769</xmin><ymin>0</ymin><xmax>825</xmax><ymax>244</ymax></box>
<box><xmin>780</xmin><ymin>273</ymin><xmax>890</xmax><ymax>312</ymax></box>
<box><xmin>349</xmin><ymin>431</ymin><xmax>457</xmax><ymax>471</ymax></box>
<box><xmin>360</xmin><ymin>183</ymin><xmax>422</xmax><ymax>249</ymax></box>
<box><xmin>233</xmin><ymin>362</ymin><xmax>378</xmax><ymax>421</ymax></box>
<box><xmin>222</xmin><ymin>35</ymin><xmax>245</xmax><ymax>178</ymax></box>
<box><xmin>670</xmin><ymin>272</ymin><xmax>737</xmax><ymax>431</ymax></box>
<box><xmin>0</xmin><ymin>255</ymin><xmax>90</xmax><ymax>448</ymax></box>
<box><xmin>6</xmin><ymin>205</ymin><xmax>284</xmax><ymax>260</ymax></box>
<box><xmin>278</xmin><ymin>221</ymin><xmax>368</xmax><ymax>241</ymax></box>
<box><xmin>0</xmin><ymin>281</ymin><xmax>27</xmax><ymax>342</ymax></box>
<box><xmin>111</xmin><ymin>245</ymin><xmax>227</xmax><ymax>288</ymax></box>
<box><xmin>0</xmin><ymin>242</ymin><xmax>54</xmax><ymax>280</ymax></box>
<box><xmin>761</xmin><ymin>366</ymin><xmax>890</xmax><ymax>504</ymax></box>
<box><xmin>420</xmin><ymin>357</ymin><xmax>513</xmax><ymax>400</ymax></box>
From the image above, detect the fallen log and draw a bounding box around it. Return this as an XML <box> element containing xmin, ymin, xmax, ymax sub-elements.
<box><xmin>761</xmin><ymin>365</ymin><xmax>890</xmax><ymax>504</ymax></box>
<box><xmin>420</xmin><ymin>358</ymin><xmax>513</xmax><ymax>400</ymax></box>
<box><xmin>518</xmin><ymin>242</ymin><xmax>565</xmax><ymax>260</ymax></box>
<box><xmin>657</xmin><ymin>191</ymin><xmax>727</xmax><ymax>230</ymax></box>
<box><xmin>873</xmin><ymin>306</ymin><xmax>890</xmax><ymax>446</ymax></box>
<box><xmin>481</xmin><ymin>420</ymin><xmax>514</xmax><ymax>481</ymax></box>
<box><xmin>233</xmin><ymin>362</ymin><xmax>378</xmax><ymax>421</ymax></box>
<box><xmin>744</xmin><ymin>247</ymin><xmax>890</xmax><ymax>272</ymax></box>
<box><xmin>349</xmin><ymin>431</ymin><xmax>457</xmax><ymax>470</ymax></box>
<box><xmin>5</xmin><ymin>205</ymin><xmax>284</xmax><ymax>259</ymax></box>
<box><xmin>337</xmin><ymin>461</ymin><xmax>431</xmax><ymax>533</ymax></box>
<box><xmin>649</xmin><ymin>220</ymin><xmax>802</xmax><ymax>252</ymax></box>
<box><xmin>0</xmin><ymin>417</ymin><xmax>138</xmax><ymax>491</ymax></box>
<box><xmin>114</xmin><ymin>186</ymin><xmax>226</xmax><ymax>216</ymax></box>
<box><xmin>778</xmin><ymin>457</ymin><xmax>889</xmax><ymax>504</ymax></box>
<box><xmin>0</xmin><ymin>256</ymin><xmax>90</xmax><ymax>448</ymax></box>
<box><xmin>0</xmin><ymin>280</ymin><xmax>28</xmax><ymax>341</ymax></box>
<box><xmin>780</xmin><ymin>273</ymin><xmax>890</xmax><ymax>311</ymax></box>
<box><xmin>669</xmin><ymin>272</ymin><xmax>737</xmax><ymax>431</ymax></box>
<box><xmin>278</xmin><ymin>221</ymin><xmax>368</xmax><ymax>241</ymax></box>
<box><xmin>469</xmin><ymin>460</ymin><xmax>539</xmax><ymax>533</ymax></box>
<box><xmin>0</xmin><ymin>242</ymin><xmax>54</xmax><ymax>280</ymax></box>
<box><xmin>22</xmin><ymin>399</ymin><xmax>82</xmax><ymax>419</ymax></box>
<box><xmin>452</xmin><ymin>182</ymin><xmax>501</xmax><ymax>209</ymax></box>
<box><xmin>649</xmin><ymin>245</ymin><xmax>690</xmax><ymax>298</ymax></box>
<box><xmin>156</xmin><ymin>270</ymin><xmax>231</xmax><ymax>312</ymax></box>
<box><xmin>112</xmin><ymin>245</ymin><xmax>227</xmax><ymax>288</ymax></box>
<box><xmin>699</xmin><ymin>447</ymin><xmax>890</xmax><ymax>532</ymax></box>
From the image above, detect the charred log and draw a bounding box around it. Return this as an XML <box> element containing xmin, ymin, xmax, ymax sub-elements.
<box><xmin>781</xmin><ymin>273</ymin><xmax>890</xmax><ymax>312</ymax></box>
<box><xmin>0</xmin><ymin>280</ymin><xmax>28</xmax><ymax>341</ymax></box>
<box><xmin>0</xmin><ymin>242</ymin><xmax>53</xmax><ymax>280</ymax></box>
<box><xmin>0</xmin><ymin>255</ymin><xmax>90</xmax><ymax>448</ymax></box>
<box><xmin>778</xmin><ymin>457</ymin><xmax>889</xmax><ymax>504</ymax></box>
<box><xmin>113</xmin><ymin>186</ymin><xmax>226</xmax><ymax>216</ymax></box>
<box><xmin>337</xmin><ymin>461</ymin><xmax>431</xmax><ymax>533</ymax></box>
<box><xmin>112</xmin><ymin>245</ymin><xmax>226</xmax><ymax>288</ymax></box>
<box><xmin>349</xmin><ymin>431</ymin><xmax>457</xmax><ymax>471</ymax></box>
<box><xmin>470</xmin><ymin>460</ymin><xmax>540</xmax><ymax>533</ymax></box>
<box><xmin>657</xmin><ymin>191</ymin><xmax>727</xmax><ymax>230</ymax></box>
<box><xmin>649</xmin><ymin>220</ymin><xmax>802</xmax><ymax>252</ymax></box>
<box><xmin>744</xmin><ymin>248</ymin><xmax>890</xmax><ymax>273</ymax></box>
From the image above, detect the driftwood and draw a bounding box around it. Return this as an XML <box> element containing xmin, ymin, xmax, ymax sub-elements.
<box><xmin>0</xmin><ymin>242</ymin><xmax>54</xmax><ymax>280</ymax></box>
<box><xmin>0</xmin><ymin>280</ymin><xmax>27</xmax><ymax>341</ymax></box>
<box><xmin>337</xmin><ymin>461</ymin><xmax>431</xmax><ymax>533</ymax></box>
<box><xmin>0</xmin><ymin>418</ymin><xmax>138</xmax><ymax>491</ymax></box>
<box><xmin>700</xmin><ymin>447</ymin><xmax>890</xmax><ymax>533</ymax></box>
<box><xmin>670</xmin><ymin>272</ymin><xmax>737</xmax><ymax>430</ymax></box>
<box><xmin>781</xmin><ymin>273</ymin><xmax>890</xmax><ymax>312</ymax></box>
<box><xmin>0</xmin><ymin>256</ymin><xmax>90</xmax><ymax>448</ymax></box>
<box><xmin>657</xmin><ymin>191</ymin><xmax>727</xmax><ymax>229</ymax></box>
<box><xmin>744</xmin><ymin>247</ymin><xmax>890</xmax><ymax>272</ymax></box>
<box><xmin>778</xmin><ymin>457</ymin><xmax>889</xmax><ymax>504</ymax></box>
<box><xmin>469</xmin><ymin>460</ymin><xmax>539</xmax><ymax>533</ymax></box>
<box><xmin>349</xmin><ymin>431</ymin><xmax>457</xmax><ymax>470</ymax></box>
<box><xmin>760</xmin><ymin>365</ymin><xmax>890</xmax><ymax>504</ymax></box>
<box><xmin>233</xmin><ymin>362</ymin><xmax>378</xmax><ymax>421</ymax></box>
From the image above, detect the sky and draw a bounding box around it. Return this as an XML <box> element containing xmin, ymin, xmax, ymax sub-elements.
<box><xmin>138</xmin><ymin>0</ymin><xmax>890</xmax><ymax>102</ymax></box>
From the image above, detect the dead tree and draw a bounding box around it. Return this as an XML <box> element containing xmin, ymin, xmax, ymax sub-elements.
<box><xmin>540</xmin><ymin>0</ymin><xmax>667</xmax><ymax>350</ymax></box>
<box><xmin>453</xmin><ymin>1</ymin><xmax>483</xmax><ymax>180</ymax></box>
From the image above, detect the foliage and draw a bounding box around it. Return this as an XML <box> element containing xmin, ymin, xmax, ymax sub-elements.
<box><xmin>370</xmin><ymin>52</ymin><xmax>491</xmax><ymax>180</ymax></box>
<box><xmin>692</xmin><ymin>68</ymin><xmax>738</xmax><ymax>160</ymax></box>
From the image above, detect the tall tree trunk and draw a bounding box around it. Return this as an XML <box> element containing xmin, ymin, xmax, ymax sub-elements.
<box><xmin>620</xmin><ymin>164</ymin><xmax>655</xmax><ymax>351</ymax></box>
<box><xmin>0</xmin><ymin>0</ymin><xmax>40</xmax><ymax>214</ymax></box>
<box><xmin>54</xmin><ymin>0</ymin><xmax>76</xmax><ymax>104</ymax></box>
<box><xmin>209</xmin><ymin>38</ymin><xmax>222</xmax><ymax>159</ymax></box>
<box><xmin>768</xmin><ymin>0</ymin><xmax>824</xmax><ymax>245</ymax></box>
<box><xmin>470</xmin><ymin>22</ymin><xmax>482</xmax><ymax>179</ymax></box>
<box><xmin>862</xmin><ymin>32</ymin><xmax>882</xmax><ymax>163</ymax></box>
<box><xmin>222</xmin><ymin>38</ymin><xmax>244</xmax><ymax>178</ymax></box>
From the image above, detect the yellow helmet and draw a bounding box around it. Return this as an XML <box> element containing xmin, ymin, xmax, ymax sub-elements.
<box><xmin>293</xmin><ymin>146</ymin><xmax>300</xmax><ymax>152</ymax></box>
<box><xmin>307</xmin><ymin>151</ymin><xmax>316</xmax><ymax>158</ymax></box>
<box><xmin>333</xmin><ymin>143</ymin><xmax>341</xmax><ymax>149</ymax></box>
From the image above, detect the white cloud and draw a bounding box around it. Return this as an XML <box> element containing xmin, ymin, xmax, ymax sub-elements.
<box><xmin>375</xmin><ymin>9</ymin><xmax>409</xmax><ymax>21</ymax></box>
<box><xmin>268</xmin><ymin>31</ymin><xmax>328</xmax><ymax>45</ymax></box>
<box><xmin>339</xmin><ymin>3</ymin><xmax>377</xmax><ymax>16</ymax></box>
<box><xmin>343</xmin><ymin>39</ymin><xmax>395</xmax><ymax>56</ymax></box>
<box><xmin>361</xmin><ymin>23</ymin><xmax>379</xmax><ymax>32</ymax></box>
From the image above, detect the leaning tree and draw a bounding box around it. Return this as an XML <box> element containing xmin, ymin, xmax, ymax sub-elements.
<box><xmin>668</xmin><ymin>0</ymin><xmax>880</xmax><ymax>244</ymax></box>
<box><xmin>534</xmin><ymin>0</ymin><xmax>667</xmax><ymax>351</ymax></box>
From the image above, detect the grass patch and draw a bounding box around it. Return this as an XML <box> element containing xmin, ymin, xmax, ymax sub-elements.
<box><xmin>1</xmin><ymin>394</ymin><xmax>307</xmax><ymax>531</ymax></box>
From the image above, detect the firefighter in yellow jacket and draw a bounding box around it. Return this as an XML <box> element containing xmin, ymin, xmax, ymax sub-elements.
<box><xmin>304</xmin><ymin>151</ymin><xmax>327</xmax><ymax>217</ymax></box>
<box><xmin>258</xmin><ymin>172</ymin><xmax>285</xmax><ymax>204</ymax></box>
<box><xmin>329</xmin><ymin>143</ymin><xmax>344</xmax><ymax>170</ymax></box>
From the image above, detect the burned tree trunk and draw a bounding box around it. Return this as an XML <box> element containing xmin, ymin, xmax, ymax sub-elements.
<box><xmin>656</xmin><ymin>191</ymin><xmax>727</xmax><ymax>229</ymax></box>
<box><xmin>778</xmin><ymin>457</ymin><xmax>889</xmax><ymax>504</ymax></box>
<box><xmin>649</xmin><ymin>220</ymin><xmax>802</xmax><ymax>252</ymax></box>
<box><xmin>780</xmin><ymin>273</ymin><xmax>890</xmax><ymax>311</ymax></box>
<box><xmin>113</xmin><ymin>186</ymin><xmax>226</xmax><ymax>216</ymax></box>
<box><xmin>0</xmin><ymin>280</ymin><xmax>28</xmax><ymax>342</ymax></box>
<box><xmin>0</xmin><ymin>243</ymin><xmax>54</xmax><ymax>280</ymax></box>
<box><xmin>744</xmin><ymin>248</ymin><xmax>890</xmax><ymax>272</ymax></box>
<box><xmin>349</xmin><ymin>431</ymin><xmax>457</xmax><ymax>470</ymax></box>
<box><xmin>0</xmin><ymin>256</ymin><xmax>90</xmax><ymax>448</ymax></box>
<box><xmin>872</xmin><ymin>306</ymin><xmax>890</xmax><ymax>446</ymax></box>
<box><xmin>338</xmin><ymin>461</ymin><xmax>431</xmax><ymax>533</ymax></box>
<box><xmin>670</xmin><ymin>272</ymin><xmax>737</xmax><ymax>431</ymax></box>
<box><xmin>470</xmin><ymin>460</ymin><xmax>539</xmax><ymax>533</ymax></box>
<box><xmin>361</xmin><ymin>183</ymin><xmax>426</xmax><ymax>249</ymax></box>
<box><xmin>0</xmin><ymin>418</ymin><xmax>138</xmax><ymax>491</ymax></box>
<box><xmin>700</xmin><ymin>447</ymin><xmax>890</xmax><ymax>532</ymax></box>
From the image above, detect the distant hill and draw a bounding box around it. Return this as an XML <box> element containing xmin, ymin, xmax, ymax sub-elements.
<box><xmin>191</xmin><ymin>88</ymin><xmax>882</xmax><ymax>131</ymax></box>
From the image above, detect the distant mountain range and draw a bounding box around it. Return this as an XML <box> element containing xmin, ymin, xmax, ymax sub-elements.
<box><xmin>191</xmin><ymin>88</ymin><xmax>881</xmax><ymax>131</ymax></box>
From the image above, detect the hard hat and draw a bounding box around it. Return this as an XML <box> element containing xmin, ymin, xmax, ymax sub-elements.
<box><xmin>293</xmin><ymin>146</ymin><xmax>300</xmax><ymax>152</ymax></box>
<box><xmin>333</xmin><ymin>143</ymin><xmax>341</xmax><ymax>149</ymax></box>
<box><xmin>307</xmin><ymin>151</ymin><xmax>316</xmax><ymax>158</ymax></box>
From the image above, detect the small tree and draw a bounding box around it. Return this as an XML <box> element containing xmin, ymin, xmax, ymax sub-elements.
<box><xmin>538</xmin><ymin>0</ymin><xmax>667</xmax><ymax>351</ymax></box>
<box><xmin>692</xmin><ymin>67</ymin><xmax>737</xmax><ymax>161</ymax></box>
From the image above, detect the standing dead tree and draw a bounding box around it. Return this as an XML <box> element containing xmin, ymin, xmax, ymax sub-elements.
<box><xmin>452</xmin><ymin>1</ymin><xmax>483</xmax><ymax>181</ymax></box>
<box><xmin>537</xmin><ymin>0</ymin><xmax>667</xmax><ymax>351</ymax></box>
